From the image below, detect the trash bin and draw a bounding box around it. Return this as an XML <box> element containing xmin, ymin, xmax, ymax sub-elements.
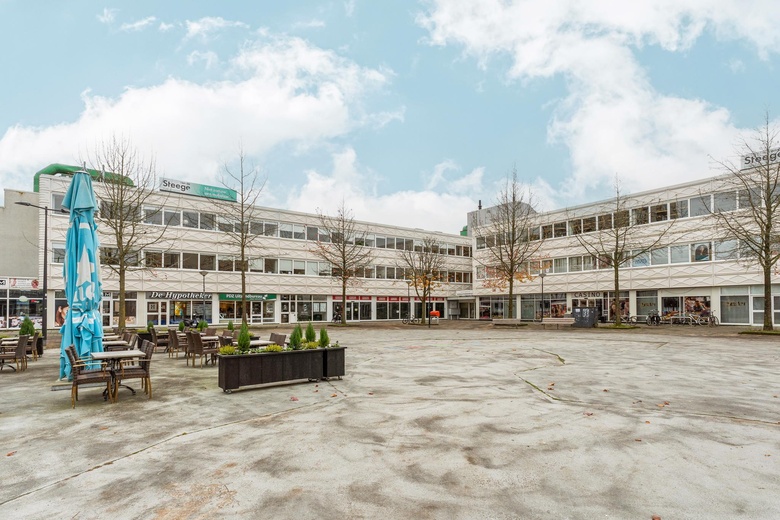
<box><xmin>572</xmin><ymin>307</ymin><xmax>598</xmax><ymax>328</ymax></box>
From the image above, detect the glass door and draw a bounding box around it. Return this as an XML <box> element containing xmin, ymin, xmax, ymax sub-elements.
<box><xmin>345</xmin><ymin>301</ymin><xmax>359</xmax><ymax>321</ymax></box>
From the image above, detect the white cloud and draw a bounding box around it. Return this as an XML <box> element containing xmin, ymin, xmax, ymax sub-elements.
<box><xmin>294</xmin><ymin>149</ymin><xmax>481</xmax><ymax>233</ymax></box>
<box><xmin>97</xmin><ymin>8</ymin><xmax>117</xmax><ymax>24</ymax></box>
<box><xmin>292</xmin><ymin>19</ymin><xmax>327</xmax><ymax>30</ymax></box>
<box><xmin>345</xmin><ymin>0</ymin><xmax>356</xmax><ymax>17</ymax></box>
<box><xmin>0</xmin><ymin>36</ymin><xmax>394</xmax><ymax>202</ymax></box>
<box><xmin>184</xmin><ymin>16</ymin><xmax>248</xmax><ymax>42</ymax></box>
<box><xmin>187</xmin><ymin>50</ymin><xmax>219</xmax><ymax>69</ymax></box>
<box><xmin>729</xmin><ymin>58</ymin><xmax>746</xmax><ymax>74</ymax></box>
<box><xmin>417</xmin><ymin>0</ymin><xmax>780</xmax><ymax>205</ymax></box>
<box><xmin>159</xmin><ymin>21</ymin><xmax>176</xmax><ymax>32</ymax></box>
<box><xmin>120</xmin><ymin>16</ymin><xmax>157</xmax><ymax>32</ymax></box>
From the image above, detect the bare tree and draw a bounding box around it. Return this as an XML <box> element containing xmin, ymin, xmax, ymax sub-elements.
<box><xmin>216</xmin><ymin>146</ymin><xmax>265</xmax><ymax>327</ymax></box>
<box><xmin>474</xmin><ymin>168</ymin><xmax>541</xmax><ymax>318</ymax></box>
<box><xmin>709</xmin><ymin>113</ymin><xmax>780</xmax><ymax>331</ymax></box>
<box><xmin>310</xmin><ymin>201</ymin><xmax>375</xmax><ymax>325</ymax></box>
<box><xmin>87</xmin><ymin>135</ymin><xmax>169</xmax><ymax>330</ymax></box>
<box><xmin>569</xmin><ymin>176</ymin><xmax>674</xmax><ymax>326</ymax></box>
<box><xmin>397</xmin><ymin>236</ymin><xmax>446</xmax><ymax>323</ymax></box>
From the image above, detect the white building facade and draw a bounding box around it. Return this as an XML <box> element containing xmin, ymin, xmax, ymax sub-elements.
<box><xmin>470</xmin><ymin>174</ymin><xmax>779</xmax><ymax>326</ymax></box>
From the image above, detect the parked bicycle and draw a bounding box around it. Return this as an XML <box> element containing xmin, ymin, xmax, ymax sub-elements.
<box><xmin>331</xmin><ymin>313</ymin><xmax>342</xmax><ymax>323</ymax></box>
<box><xmin>646</xmin><ymin>311</ymin><xmax>661</xmax><ymax>326</ymax></box>
<box><xmin>402</xmin><ymin>314</ymin><xmax>420</xmax><ymax>325</ymax></box>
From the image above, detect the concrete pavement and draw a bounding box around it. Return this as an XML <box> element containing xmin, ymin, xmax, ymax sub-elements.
<box><xmin>1</xmin><ymin>323</ymin><xmax>778</xmax><ymax>519</ymax></box>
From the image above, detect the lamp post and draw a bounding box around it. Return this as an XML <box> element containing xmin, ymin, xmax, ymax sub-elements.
<box><xmin>15</xmin><ymin>202</ymin><xmax>65</xmax><ymax>345</ymax></box>
<box><xmin>426</xmin><ymin>273</ymin><xmax>433</xmax><ymax>329</ymax></box>
<box><xmin>538</xmin><ymin>270</ymin><xmax>546</xmax><ymax>323</ymax></box>
<box><xmin>199</xmin><ymin>270</ymin><xmax>208</xmax><ymax>323</ymax></box>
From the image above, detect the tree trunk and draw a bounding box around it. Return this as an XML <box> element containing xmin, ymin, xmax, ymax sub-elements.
<box><xmin>341</xmin><ymin>281</ymin><xmax>347</xmax><ymax>325</ymax></box>
<box><xmin>508</xmin><ymin>276</ymin><xmax>515</xmax><ymax>319</ymax></box>
<box><xmin>764</xmin><ymin>264</ymin><xmax>774</xmax><ymax>331</ymax></box>
<box><xmin>241</xmin><ymin>262</ymin><xmax>247</xmax><ymax>327</ymax></box>
<box><xmin>613</xmin><ymin>264</ymin><xmax>621</xmax><ymax>326</ymax></box>
<box><xmin>118</xmin><ymin>262</ymin><xmax>126</xmax><ymax>331</ymax></box>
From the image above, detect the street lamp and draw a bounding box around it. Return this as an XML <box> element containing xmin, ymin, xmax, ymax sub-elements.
<box><xmin>406</xmin><ymin>280</ymin><xmax>413</xmax><ymax>321</ymax></box>
<box><xmin>426</xmin><ymin>273</ymin><xmax>433</xmax><ymax>329</ymax></box>
<box><xmin>538</xmin><ymin>270</ymin><xmax>546</xmax><ymax>323</ymax></box>
<box><xmin>15</xmin><ymin>202</ymin><xmax>67</xmax><ymax>345</ymax></box>
<box><xmin>199</xmin><ymin>270</ymin><xmax>208</xmax><ymax>323</ymax></box>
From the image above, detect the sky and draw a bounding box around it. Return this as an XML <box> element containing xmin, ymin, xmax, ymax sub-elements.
<box><xmin>1</xmin><ymin>1</ymin><xmax>779</xmax><ymax>234</ymax></box>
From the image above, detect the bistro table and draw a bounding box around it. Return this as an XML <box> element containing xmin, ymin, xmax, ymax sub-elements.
<box><xmin>91</xmin><ymin>350</ymin><xmax>144</xmax><ymax>397</ymax></box>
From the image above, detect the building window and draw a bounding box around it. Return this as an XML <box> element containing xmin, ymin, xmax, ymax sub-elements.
<box><xmin>200</xmin><ymin>254</ymin><xmax>215</xmax><ymax>271</ymax></box>
<box><xmin>200</xmin><ymin>213</ymin><xmax>215</xmax><ymax>231</ymax></box>
<box><xmin>541</xmin><ymin>225</ymin><xmax>552</xmax><ymax>239</ymax></box>
<box><xmin>598</xmin><ymin>214</ymin><xmax>612</xmax><ymax>230</ymax></box>
<box><xmin>145</xmin><ymin>251</ymin><xmax>162</xmax><ymax>268</ymax></box>
<box><xmin>553</xmin><ymin>258</ymin><xmax>567</xmax><ymax>273</ymax></box>
<box><xmin>182</xmin><ymin>211</ymin><xmax>199</xmax><ymax>229</ymax></box>
<box><xmin>714</xmin><ymin>191</ymin><xmax>737</xmax><ymax>213</ymax></box>
<box><xmin>650</xmin><ymin>248</ymin><xmax>668</xmax><ymax>265</ymax></box>
<box><xmin>144</xmin><ymin>207</ymin><xmax>162</xmax><ymax>225</ymax></box>
<box><xmin>218</xmin><ymin>256</ymin><xmax>234</xmax><ymax>271</ymax></box>
<box><xmin>180</xmin><ymin>253</ymin><xmax>198</xmax><ymax>270</ymax></box>
<box><xmin>689</xmin><ymin>195</ymin><xmax>710</xmax><ymax>217</ymax></box>
<box><xmin>632</xmin><ymin>207</ymin><xmax>649</xmax><ymax>225</ymax></box>
<box><xmin>670</xmin><ymin>245</ymin><xmax>688</xmax><ymax>263</ymax></box>
<box><xmin>263</xmin><ymin>222</ymin><xmax>278</xmax><ymax>237</ymax></box>
<box><xmin>51</xmin><ymin>193</ymin><xmax>66</xmax><ymax>211</ymax></box>
<box><xmin>670</xmin><ymin>200</ymin><xmax>688</xmax><ymax>219</ymax></box>
<box><xmin>553</xmin><ymin>222</ymin><xmax>567</xmax><ymax>238</ymax></box>
<box><xmin>52</xmin><ymin>243</ymin><xmax>66</xmax><ymax>263</ymax></box>
<box><xmin>293</xmin><ymin>224</ymin><xmax>306</xmax><ymax>240</ymax></box>
<box><xmin>581</xmin><ymin>256</ymin><xmax>595</xmax><ymax>271</ymax></box>
<box><xmin>264</xmin><ymin>258</ymin><xmax>278</xmax><ymax>274</ymax></box>
<box><xmin>279</xmin><ymin>259</ymin><xmax>293</xmax><ymax>274</ymax></box>
<box><xmin>293</xmin><ymin>260</ymin><xmax>306</xmax><ymax>275</ymax></box>
<box><xmin>279</xmin><ymin>223</ymin><xmax>293</xmax><ymax>239</ymax></box>
<box><xmin>651</xmin><ymin>204</ymin><xmax>668</xmax><ymax>222</ymax></box>
<box><xmin>721</xmin><ymin>295</ymin><xmax>749</xmax><ymax>324</ymax></box>
<box><xmin>568</xmin><ymin>219</ymin><xmax>582</xmax><ymax>235</ymax></box>
<box><xmin>217</xmin><ymin>216</ymin><xmax>233</xmax><ymax>233</ymax></box>
<box><xmin>632</xmin><ymin>251</ymin><xmax>650</xmax><ymax>267</ymax></box>
<box><xmin>164</xmin><ymin>209</ymin><xmax>181</xmax><ymax>227</ymax></box>
<box><xmin>714</xmin><ymin>239</ymin><xmax>738</xmax><ymax>261</ymax></box>
<box><xmin>582</xmin><ymin>217</ymin><xmax>596</xmax><ymax>233</ymax></box>
<box><xmin>691</xmin><ymin>242</ymin><xmax>711</xmax><ymax>262</ymax></box>
<box><xmin>164</xmin><ymin>252</ymin><xmax>180</xmax><ymax>269</ymax></box>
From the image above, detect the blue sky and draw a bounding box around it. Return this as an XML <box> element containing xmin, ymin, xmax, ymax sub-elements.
<box><xmin>1</xmin><ymin>1</ymin><xmax>779</xmax><ymax>233</ymax></box>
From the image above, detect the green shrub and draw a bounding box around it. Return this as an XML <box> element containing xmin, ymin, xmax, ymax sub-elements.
<box><xmin>197</xmin><ymin>320</ymin><xmax>208</xmax><ymax>332</ymax></box>
<box><xmin>147</xmin><ymin>320</ymin><xmax>155</xmax><ymax>333</ymax></box>
<box><xmin>20</xmin><ymin>317</ymin><xmax>35</xmax><ymax>336</ymax></box>
<box><xmin>218</xmin><ymin>345</ymin><xmax>237</xmax><ymax>355</ymax></box>
<box><xmin>319</xmin><ymin>327</ymin><xmax>330</xmax><ymax>348</ymax></box>
<box><xmin>289</xmin><ymin>324</ymin><xmax>303</xmax><ymax>350</ymax></box>
<box><xmin>264</xmin><ymin>344</ymin><xmax>283</xmax><ymax>352</ymax></box>
<box><xmin>303</xmin><ymin>341</ymin><xmax>319</xmax><ymax>349</ymax></box>
<box><xmin>227</xmin><ymin>320</ymin><xmax>234</xmax><ymax>331</ymax></box>
<box><xmin>305</xmin><ymin>322</ymin><xmax>316</xmax><ymax>342</ymax></box>
<box><xmin>178</xmin><ymin>321</ymin><xmax>185</xmax><ymax>332</ymax></box>
<box><xmin>237</xmin><ymin>323</ymin><xmax>251</xmax><ymax>353</ymax></box>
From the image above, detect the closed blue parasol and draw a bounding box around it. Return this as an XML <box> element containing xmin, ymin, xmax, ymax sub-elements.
<box><xmin>59</xmin><ymin>171</ymin><xmax>104</xmax><ymax>380</ymax></box>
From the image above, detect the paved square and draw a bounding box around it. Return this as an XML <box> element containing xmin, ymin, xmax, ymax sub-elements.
<box><xmin>1</xmin><ymin>324</ymin><xmax>778</xmax><ymax>519</ymax></box>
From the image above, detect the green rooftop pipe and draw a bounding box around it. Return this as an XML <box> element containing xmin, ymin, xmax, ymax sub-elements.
<box><xmin>33</xmin><ymin>163</ymin><xmax>134</xmax><ymax>192</ymax></box>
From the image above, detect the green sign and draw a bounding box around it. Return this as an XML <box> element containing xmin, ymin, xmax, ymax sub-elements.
<box><xmin>219</xmin><ymin>293</ymin><xmax>277</xmax><ymax>301</ymax></box>
<box><xmin>160</xmin><ymin>178</ymin><xmax>237</xmax><ymax>202</ymax></box>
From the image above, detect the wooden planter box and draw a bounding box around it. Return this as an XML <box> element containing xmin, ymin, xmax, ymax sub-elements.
<box><xmin>218</xmin><ymin>347</ymin><xmax>346</xmax><ymax>392</ymax></box>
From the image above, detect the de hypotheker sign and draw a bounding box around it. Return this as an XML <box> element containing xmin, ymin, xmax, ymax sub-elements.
<box><xmin>741</xmin><ymin>148</ymin><xmax>780</xmax><ymax>170</ymax></box>
<box><xmin>160</xmin><ymin>178</ymin><xmax>237</xmax><ymax>202</ymax></box>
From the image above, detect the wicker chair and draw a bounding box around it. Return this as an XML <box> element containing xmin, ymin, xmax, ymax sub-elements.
<box><xmin>204</xmin><ymin>327</ymin><xmax>217</xmax><ymax>336</ymax></box>
<box><xmin>190</xmin><ymin>333</ymin><xmax>218</xmax><ymax>368</ymax></box>
<box><xmin>115</xmin><ymin>339</ymin><xmax>154</xmax><ymax>399</ymax></box>
<box><xmin>270</xmin><ymin>333</ymin><xmax>287</xmax><ymax>347</ymax></box>
<box><xmin>0</xmin><ymin>335</ymin><xmax>29</xmax><ymax>372</ymax></box>
<box><xmin>65</xmin><ymin>345</ymin><xmax>113</xmax><ymax>407</ymax></box>
<box><xmin>26</xmin><ymin>332</ymin><xmax>40</xmax><ymax>361</ymax></box>
<box><xmin>184</xmin><ymin>331</ymin><xmax>197</xmax><ymax>366</ymax></box>
<box><xmin>149</xmin><ymin>328</ymin><xmax>169</xmax><ymax>353</ymax></box>
<box><xmin>167</xmin><ymin>329</ymin><xmax>183</xmax><ymax>358</ymax></box>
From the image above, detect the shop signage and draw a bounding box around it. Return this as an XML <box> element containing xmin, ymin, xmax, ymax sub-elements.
<box><xmin>332</xmin><ymin>295</ymin><xmax>372</xmax><ymax>301</ymax></box>
<box><xmin>160</xmin><ymin>178</ymin><xmax>237</xmax><ymax>202</ymax></box>
<box><xmin>147</xmin><ymin>291</ymin><xmax>207</xmax><ymax>300</ymax></box>
<box><xmin>0</xmin><ymin>278</ymin><xmax>7</xmax><ymax>288</ymax></box>
<box><xmin>9</xmin><ymin>278</ymin><xmax>39</xmax><ymax>290</ymax></box>
<box><xmin>219</xmin><ymin>293</ymin><xmax>276</xmax><ymax>301</ymax></box>
<box><xmin>573</xmin><ymin>291</ymin><xmax>603</xmax><ymax>298</ymax></box>
<box><xmin>741</xmin><ymin>148</ymin><xmax>780</xmax><ymax>170</ymax></box>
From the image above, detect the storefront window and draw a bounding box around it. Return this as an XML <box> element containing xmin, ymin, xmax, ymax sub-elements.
<box><xmin>636</xmin><ymin>290</ymin><xmax>658</xmax><ymax>317</ymax></box>
<box><xmin>720</xmin><ymin>295</ymin><xmax>749</xmax><ymax>324</ymax></box>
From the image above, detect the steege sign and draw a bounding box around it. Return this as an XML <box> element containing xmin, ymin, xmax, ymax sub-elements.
<box><xmin>741</xmin><ymin>148</ymin><xmax>780</xmax><ymax>170</ymax></box>
<box><xmin>160</xmin><ymin>178</ymin><xmax>237</xmax><ymax>202</ymax></box>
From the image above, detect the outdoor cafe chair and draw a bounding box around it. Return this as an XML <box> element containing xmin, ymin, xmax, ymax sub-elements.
<box><xmin>150</xmin><ymin>328</ymin><xmax>169</xmax><ymax>353</ymax></box>
<box><xmin>190</xmin><ymin>333</ymin><xmax>218</xmax><ymax>368</ymax></box>
<box><xmin>65</xmin><ymin>345</ymin><xmax>113</xmax><ymax>407</ymax></box>
<box><xmin>167</xmin><ymin>329</ymin><xmax>184</xmax><ymax>358</ymax></box>
<box><xmin>25</xmin><ymin>331</ymin><xmax>40</xmax><ymax>361</ymax></box>
<box><xmin>0</xmin><ymin>335</ymin><xmax>29</xmax><ymax>372</ymax></box>
<box><xmin>184</xmin><ymin>331</ymin><xmax>197</xmax><ymax>365</ymax></box>
<box><xmin>115</xmin><ymin>339</ymin><xmax>154</xmax><ymax>400</ymax></box>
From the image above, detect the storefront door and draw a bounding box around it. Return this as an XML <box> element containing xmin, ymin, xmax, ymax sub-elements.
<box><xmin>345</xmin><ymin>301</ymin><xmax>359</xmax><ymax>321</ymax></box>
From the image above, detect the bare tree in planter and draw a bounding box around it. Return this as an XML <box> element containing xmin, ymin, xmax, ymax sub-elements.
<box><xmin>397</xmin><ymin>236</ymin><xmax>446</xmax><ymax>323</ymax></box>
<box><xmin>569</xmin><ymin>176</ymin><xmax>675</xmax><ymax>326</ymax></box>
<box><xmin>310</xmin><ymin>201</ymin><xmax>374</xmax><ymax>325</ymax></box>
<box><xmin>709</xmin><ymin>113</ymin><xmax>780</xmax><ymax>331</ymax></box>
<box><xmin>87</xmin><ymin>135</ymin><xmax>170</xmax><ymax>330</ymax></box>
<box><xmin>474</xmin><ymin>168</ymin><xmax>542</xmax><ymax>319</ymax></box>
<box><xmin>215</xmin><ymin>146</ymin><xmax>266</xmax><ymax>327</ymax></box>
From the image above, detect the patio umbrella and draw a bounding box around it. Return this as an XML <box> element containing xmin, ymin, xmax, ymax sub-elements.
<box><xmin>59</xmin><ymin>171</ymin><xmax>104</xmax><ymax>380</ymax></box>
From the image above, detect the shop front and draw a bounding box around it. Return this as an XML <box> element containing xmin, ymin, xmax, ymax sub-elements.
<box><xmin>0</xmin><ymin>278</ymin><xmax>43</xmax><ymax>329</ymax></box>
<box><xmin>220</xmin><ymin>293</ymin><xmax>275</xmax><ymax>324</ymax></box>
<box><xmin>147</xmin><ymin>291</ymin><xmax>210</xmax><ymax>325</ymax></box>
<box><xmin>280</xmin><ymin>294</ymin><xmax>324</xmax><ymax>323</ymax></box>
<box><xmin>376</xmin><ymin>296</ymin><xmax>409</xmax><ymax>320</ymax></box>
<box><xmin>332</xmin><ymin>295</ymin><xmax>372</xmax><ymax>322</ymax></box>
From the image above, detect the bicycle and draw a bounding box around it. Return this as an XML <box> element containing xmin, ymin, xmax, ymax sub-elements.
<box><xmin>402</xmin><ymin>314</ymin><xmax>420</xmax><ymax>325</ymax></box>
